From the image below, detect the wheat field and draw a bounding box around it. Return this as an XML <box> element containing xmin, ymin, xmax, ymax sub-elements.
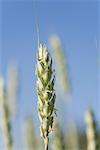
<box><xmin>0</xmin><ymin>1</ymin><xmax>99</xmax><ymax>150</ymax></box>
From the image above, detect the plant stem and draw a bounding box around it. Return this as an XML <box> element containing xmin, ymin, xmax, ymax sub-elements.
<box><xmin>45</xmin><ymin>137</ymin><xmax>49</xmax><ymax>150</ymax></box>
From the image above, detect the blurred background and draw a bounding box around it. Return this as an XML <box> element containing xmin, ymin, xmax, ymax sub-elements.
<box><xmin>0</xmin><ymin>0</ymin><xmax>99</xmax><ymax>150</ymax></box>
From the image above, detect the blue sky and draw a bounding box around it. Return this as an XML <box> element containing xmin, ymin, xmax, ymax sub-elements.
<box><xmin>0</xmin><ymin>0</ymin><xmax>99</xmax><ymax>148</ymax></box>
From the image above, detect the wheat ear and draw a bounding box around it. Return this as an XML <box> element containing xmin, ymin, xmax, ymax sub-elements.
<box><xmin>0</xmin><ymin>77</ymin><xmax>13</xmax><ymax>150</ymax></box>
<box><xmin>85</xmin><ymin>109</ymin><xmax>98</xmax><ymax>150</ymax></box>
<box><xmin>66</xmin><ymin>121</ymin><xmax>79</xmax><ymax>150</ymax></box>
<box><xmin>23</xmin><ymin>118</ymin><xmax>37</xmax><ymax>150</ymax></box>
<box><xmin>53</xmin><ymin>121</ymin><xmax>65</xmax><ymax>150</ymax></box>
<box><xmin>7</xmin><ymin>63</ymin><xmax>18</xmax><ymax>117</ymax></box>
<box><xmin>50</xmin><ymin>35</ymin><xmax>70</xmax><ymax>95</ymax></box>
<box><xmin>36</xmin><ymin>44</ymin><xmax>56</xmax><ymax>150</ymax></box>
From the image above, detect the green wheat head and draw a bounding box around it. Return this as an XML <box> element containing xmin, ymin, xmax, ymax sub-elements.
<box><xmin>85</xmin><ymin>109</ymin><xmax>99</xmax><ymax>150</ymax></box>
<box><xmin>53</xmin><ymin>121</ymin><xmax>65</xmax><ymax>150</ymax></box>
<box><xmin>0</xmin><ymin>77</ymin><xmax>13</xmax><ymax>150</ymax></box>
<box><xmin>23</xmin><ymin>118</ymin><xmax>37</xmax><ymax>150</ymax></box>
<box><xmin>50</xmin><ymin>35</ymin><xmax>70</xmax><ymax>95</ymax></box>
<box><xmin>36</xmin><ymin>43</ymin><xmax>56</xmax><ymax>150</ymax></box>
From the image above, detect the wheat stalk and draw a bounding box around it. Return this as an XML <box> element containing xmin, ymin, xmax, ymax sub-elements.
<box><xmin>36</xmin><ymin>43</ymin><xmax>56</xmax><ymax>150</ymax></box>
<box><xmin>0</xmin><ymin>77</ymin><xmax>13</xmax><ymax>150</ymax></box>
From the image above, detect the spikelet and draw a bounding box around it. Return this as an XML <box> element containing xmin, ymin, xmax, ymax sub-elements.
<box><xmin>36</xmin><ymin>43</ymin><xmax>56</xmax><ymax>150</ymax></box>
<box><xmin>85</xmin><ymin>109</ymin><xmax>99</xmax><ymax>150</ymax></box>
<box><xmin>23</xmin><ymin>118</ymin><xmax>37</xmax><ymax>150</ymax></box>
<box><xmin>52</xmin><ymin>121</ymin><xmax>65</xmax><ymax>150</ymax></box>
<box><xmin>0</xmin><ymin>77</ymin><xmax>13</xmax><ymax>150</ymax></box>
<box><xmin>50</xmin><ymin>35</ymin><xmax>70</xmax><ymax>95</ymax></box>
<box><xmin>7</xmin><ymin>63</ymin><xmax>18</xmax><ymax>117</ymax></box>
